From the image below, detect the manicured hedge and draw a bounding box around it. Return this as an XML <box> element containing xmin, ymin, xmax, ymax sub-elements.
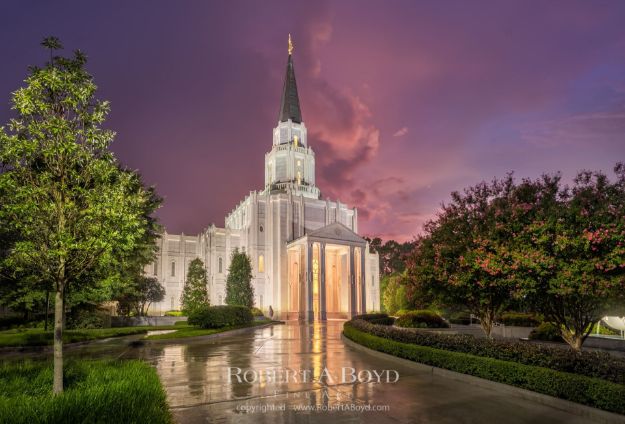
<box><xmin>250</xmin><ymin>307</ymin><xmax>265</xmax><ymax>317</ymax></box>
<box><xmin>395</xmin><ymin>310</ymin><xmax>449</xmax><ymax>329</ymax></box>
<box><xmin>344</xmin><ymin>322</ymin><xmax>625</xmax><ymax>415</ymax></box>
<box><xmin>499</xmin><ymin>312</ymin><xmax>540</xmax><ymax>327</ymax></box>
<box><xmin>0</xmin><ymin>360</ymin><xmax>172</xmax><ymax>424</ymax></box>
<box><xmin>188</xmin><ymin>305</ymin><xmax>253</xmax><ymax>329</ymax></box>
<box><xmin>530</xmin><ymin>322</ymin><xmax>564</xmax><ymax>342</ymax></box>
<box><xmin>354</xmin><ymin>313</ymin><xmax>395</xmax><ymax>326</ymax></box>
<box><xmin>348</xmin><ymin>317</ymin><xmax>625</xmax><ymax>385</ymax></box>
<box><xmin>448</xmin><ymin>312</ymin><xmax>473</xmax><ymax>325</ymax></box>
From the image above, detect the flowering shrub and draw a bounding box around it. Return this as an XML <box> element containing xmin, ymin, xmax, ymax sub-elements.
<box><xmin>348</xmin><ymin>317</ymin><xmax>625</xmax><ymax>385</ymax></box>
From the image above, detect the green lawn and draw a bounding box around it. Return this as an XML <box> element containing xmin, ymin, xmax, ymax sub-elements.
<box><xmin>145</xmin><ymin>319</ymin><xmax>273</xmax><ymax>340</ymax></box>
<box><xmin>0</xmin><ymin>325</ymin><xmax>179</xmax><ymax>348</ymax></box>
<box><xmin>0</xmin><ymin>320</ymin><xmax>273</xmax><ymax>346</ymax></box>
<box><xmin>0</xmin><ymin>359</ymin><xmax>172</xmax><ymax>424</ymax></box>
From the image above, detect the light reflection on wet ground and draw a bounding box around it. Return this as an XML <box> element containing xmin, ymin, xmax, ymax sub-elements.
<box><xmin>0</xmin><ymin>322</ymin><xmax>602</xmax><ymax>423</ymax></box>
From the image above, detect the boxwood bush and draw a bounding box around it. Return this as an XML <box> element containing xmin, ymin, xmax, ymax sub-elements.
<box><xmin>529</xmin><ymin>322</ymin><xmax>564</xmax><ymax>342</ymax></box>
<box><xmin>499</xmin><ymin>312</ymin><xmax>540</xmax><ymax>327</ymax></box>
<box><xmin>250</xmin><ymin>307</ymin><xmax>265</xmax><ymax>317</ymax></box>
<box><xmin>354</xmin><ymin>313</ymin><xmax>395</xmax><ymax>326</ymax></box>
<box><xmin>188</xmin><ymin>305</ymin><xmax>253</xmax><ymax>329</ymax></box>
<box><xmin>395</xmin><ymin>310</ymin><xmax>449</xmax><ymax>329</ymax></box>
<box><xmin>347</xmin><ymin>317</ymin><xmax>625</xmax><ymax>385</ymax></box>
<box><xmin>448</xmin><ymin>312</ymin><xmax>473</xmax><ymax>325</ymax></box>
<box><xmin>344</xmin><ymin>322</ymin><xmax>625</xmax><ymax>415</ymax></box>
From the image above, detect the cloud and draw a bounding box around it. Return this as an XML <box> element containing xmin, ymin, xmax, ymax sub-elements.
<box><xmin>520</xmin><ymin>109</ymin><xmax>625</xmax><ymax>148</ymax></box>
<box><xmin>393</xmin><ymin>126</ymin><xmax>408</xmax><ymax>137</ymax></box>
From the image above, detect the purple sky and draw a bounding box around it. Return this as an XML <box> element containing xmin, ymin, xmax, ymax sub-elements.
<box><xmin>1</xmin><ymin>1</ymin><xmax>624</xmax><ymax>241</ymax></box>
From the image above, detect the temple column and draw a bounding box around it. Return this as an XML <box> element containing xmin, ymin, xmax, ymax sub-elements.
<box><xmin>306</xmin><ymin>242</ymin><xmax>314</xmax><ymax>322</ymax></box>
<box><xmin>360</xmin><ymin>246</ymin><xmax>366</xmax><ymax>313</ymax></box>
<box><xmin>298</xmin><ymin>246</ymin><xmax>305</xmax><ymax>321</ymax></box>
<box><xmin>320</xmin><ymin>242</ymin><xmax>327</xmax><ymax>321</ymax></box>
<box><xmin>349</xmin><ymin>245</ymin><xmax>356</xmax><ymax>318</ymax></box>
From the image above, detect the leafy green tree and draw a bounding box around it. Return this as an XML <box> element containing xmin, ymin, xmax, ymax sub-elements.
<box><xmin>514</xmin><ymin>166</ymin><xmax>625</xmax><ymax>350</ymax></box>
<box><xmin>181</xmin><ymin>258</ymin><xmax>209</xmax><ymax>314</ymax></box>
<box><xmin>407</xmin><ymin>176</ymin><xmax>519</xmax><ymax>336</ymax></box>
<box><xmin>0</xmin><ymin>37</ymin><xmax>159</xmax><ymax>393</ymax></box>
<box><xmin>225</xmin><ymin>250</ymin><xmax>254</xmax><ymax>308</ymax></box>
<box><xmin>382</xmin><ymin>274</ymin><xmax>409</xmax><ymax>315</ymax></box>
<box><xmin>366</xmin><ymin>237</ymin><xmax>416</xmax><ymax>276</ymax></box>
<box><xmin>116</xmin><ymin>275</ymin><xmax>165</xmax><ymax>316</ymax></box>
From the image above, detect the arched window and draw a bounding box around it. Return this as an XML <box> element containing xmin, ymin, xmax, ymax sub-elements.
<box><xmin>258</xmin><ymin>254</ymin><xmax>264</xmax><ymax>273</ymax></box>
<box><xmin>153</xmin><ymin>260</ymin><xmax>158</xmax><ymax>276</ymax></box>
<box><xmin>170</xmin><ymin>261</ymin><xmax>176</xmax><ymax>277</ymax></box>
<box><xmin>218</xmin><ymin>257</ymin><xmax>223</xmax><ymax>273</ymax></box>
<box><xmin>218</xmin><ymin>295</ymin><xmax>222</xmax><ymax>305</ymax></box>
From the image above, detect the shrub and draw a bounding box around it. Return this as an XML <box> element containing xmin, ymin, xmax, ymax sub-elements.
<box><xmin>499</xmin><ymin>312</ymin><xmax>540</xmax><ymax>327</ymax></box>
<box><xmin>164</xmin><ymin>310</ymin><xmax>184</xmax><ymax>317</ymax></box>
<box><xmin>448</xmin><ymin>312</ymin><xmax>472</xmax><ymax>325</ymax></box>
<box><xmin>529</xmin><ymin>322</ymin><xmax>564</xmax><ymax>342</ymax></box>
<box><xmin>344</xmin><ymin>323</ymin><xmax>625</xmax><ymax>415</ymax></box>
<box><xmin>395</xmin><ymin>310</ymin><xmax>450</xmax><ymax>329</ymax></box>
<box><xmin>0</xmin><ymin>360</ymin><xmax>171</xmax><ymax>424</ymax></box>
<box><xmin>188</xmin><ymin>305</ymin><xmax>253</xmax><ymax>329</ymax></box>
<box><xmin>354</xmin><ymin>313</ymin><xmax>395</xmax><ymax>325</ymax></box>
<box><xmin>347</xmin><ymin>318</ymin><xmax>625</xmax><ymax>385</ymax></box>
<box><xmin>66</xmin><ymin>308</ymin><xmax>111</xmax><ymax>329</ymax></box>
<box><xmin>395</xmin><ymin>309</ymin><xmax>414</xmax><ymax>316</ymax></box>
<box><xmin>250</xmin><ymin>307</ymin><xmax>265</xmax><ymax>317</ymax></box>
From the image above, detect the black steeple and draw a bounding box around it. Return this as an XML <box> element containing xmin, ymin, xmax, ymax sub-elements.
<box><xmin>278</xmin><ymin>35</ymin><xmax>302</xmax><ymax>123</ymax></box>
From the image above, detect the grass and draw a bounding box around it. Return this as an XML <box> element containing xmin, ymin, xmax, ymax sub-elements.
<box><xmin>145</xmin><ymin>319</ymin><xmax>273</xmax><ymax>340</ymax></box>
<box><xmin>0</xmin><ymin>359</ymin><xmax>172</xmax><ymax>424</ymax></box>
<box><xmin>0</xmin><ymin>325</ymin><xmax>180</xmax><ymax>348</ymax></box>
<box><xmin>0</xmin><ymin>319</ymin><xmax>272</xmax><ymax>346</ymax></box>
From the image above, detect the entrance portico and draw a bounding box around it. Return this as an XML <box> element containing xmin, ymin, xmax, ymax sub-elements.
<box><xmin>285</xmin><ymin>222</ymin><xmax>368</xmax><ymax>321</ymax></box>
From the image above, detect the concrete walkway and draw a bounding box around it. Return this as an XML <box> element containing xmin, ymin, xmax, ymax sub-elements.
<box><xmin>128</xmin><ymin>321</ymin><xmax>606</xmax><ymax>423</ymax></box>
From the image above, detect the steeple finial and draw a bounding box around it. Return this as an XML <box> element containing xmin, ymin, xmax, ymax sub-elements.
<box><xmin>278</xmin><ymin>35</ymin><xmax>302</xmax><ymax>123</ymax></box>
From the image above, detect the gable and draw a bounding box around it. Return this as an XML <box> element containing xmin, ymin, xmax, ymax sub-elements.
<box><xmin>307</xmin><ymin>222</ymin><xmax>366</xmax><ymax>244</ymax></box>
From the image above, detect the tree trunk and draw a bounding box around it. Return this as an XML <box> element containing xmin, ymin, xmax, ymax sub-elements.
<box><xmin>44</xmin><ymin>290</ymin><xmax>50</xmax><ymax>331</ymax></box>
<box><xmin>479</xmin><ymin>309</ymin><xmax>495</xmax><ymax>338</ymax></box>
<box><xmin>53</xmin><ymin>283</ymin><xmax>65</xmax><ymax>394</ymax></box>
<box><xmin>561</xmin><ymin>326</ymin><xmax>591</xmax><ymax>352</ymax></box>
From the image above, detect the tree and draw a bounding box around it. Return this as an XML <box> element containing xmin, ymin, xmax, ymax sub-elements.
<box><xmin>0</xmin><ymin>37</ymin><xmax>159</xmax><ymax>393</ymax></box>
<box><xmin>406</xmin><ymin>176</ymin><xmax>521</xmax><ymax>336</ymax></box>
<box><xmin>225</xmin><ymin>250</ymin><xmax>254</xmax><ymax>308</ymax></box>
<box><xmin>382</xmin><ymin>274</ymin><xmax>410</xmax><ymax>315</ymax></box>
<box><xmin>366</xmin><ymin>237</ymin><xmax>416</xmax><ymax>276</ymax></box>
<box><xmin>181</xmin><ymin>258</ymin><xmax>209</xmax><ymax>314</ymax></box>
<box><xmin>514</xmin><ymin>166</ymin><xmax>625</xmax><ymax>350</ymax></box>
<box><xmin>116</xmin><ymin>275</ymin><xmax>165</xmax><ymax>316</ymax></box>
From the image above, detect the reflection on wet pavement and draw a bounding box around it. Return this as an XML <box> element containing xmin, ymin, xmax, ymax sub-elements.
<box><xmin>0</xmin><ymin>321</ymin><xmax>601</xmax><ymax>423</ymax></box>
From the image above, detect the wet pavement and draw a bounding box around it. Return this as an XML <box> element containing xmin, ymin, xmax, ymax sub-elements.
<box><xmin>0</xmin><ymin>321</ymin><xmax>606</xmax><ymax>423</ymax></box>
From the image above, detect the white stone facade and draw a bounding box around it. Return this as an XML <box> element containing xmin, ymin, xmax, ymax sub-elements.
<box><xmin>146</xmin><ymin>48</ymin><xmax>380</xmax><ymax>320</ymax></box>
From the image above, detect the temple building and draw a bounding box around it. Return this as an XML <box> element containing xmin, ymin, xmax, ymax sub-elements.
<box><xmin>147</xmin><ymin>36</ymin><xmax>380</xmax><ymax>320</ymax></box>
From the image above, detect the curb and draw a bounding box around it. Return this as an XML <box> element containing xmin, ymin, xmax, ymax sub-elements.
<box><xmin>145</xmin><ymin>321</ymin><xmax>279</xmax><ymax>344</ymax></box>
<box><xmin>341</xmin><ymin>333</ymin><xmax>625</xmax><ymax>424</ymax></box>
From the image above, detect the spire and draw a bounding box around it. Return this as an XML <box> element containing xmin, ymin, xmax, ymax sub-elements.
<box><xmin>278</xmin><ymin>34</ymin><xmax>302</xmax><ymax>123</ymax></box>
